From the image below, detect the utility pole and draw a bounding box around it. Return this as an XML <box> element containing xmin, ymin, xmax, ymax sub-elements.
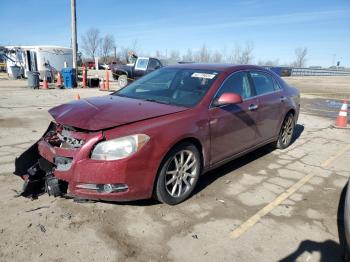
<box><xmin>71</xmin><ymin>0</ymin><xmax>77</xmax><ymax>82</ymax></box>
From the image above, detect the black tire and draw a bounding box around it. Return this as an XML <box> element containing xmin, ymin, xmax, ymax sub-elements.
<box><xmin>345</xmin><ymin>246</ymin><xmax>350</xmax><ymax>262</ymax></box>
<box><xmin>273</xmin><ymin>112</ymin><xmax>295</xmax><ymax>149</ymax></box>
<box><xmin>339</xmin><ymin>182</ymin><xmax>350</xmax><ymax>262</ymax></box>
<box><xmin>118</xmin><ymin>75</ymin><xmax>128</xmax><ymax>88</ymax></box>
<box><xmin>155</xmin><ymin>142</ymin><xmax>201</xmax><ymax>205</ymax></box>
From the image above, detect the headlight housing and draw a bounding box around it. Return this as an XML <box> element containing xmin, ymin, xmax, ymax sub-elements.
<box><xmin>91</xmin><ymin>134</ymin><xmax>150</xmax><ymax>161</ymax></box>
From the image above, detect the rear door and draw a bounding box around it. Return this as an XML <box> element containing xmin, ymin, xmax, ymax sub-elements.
<box><xmin>209</xmin><ymin>71</ymin><xmax>259</xmax><ymax>164</ymax></box>
<box><xmin>249</xmin><ymin>71</ymin><xmax>285</xmax><ymax>143</ymax></box>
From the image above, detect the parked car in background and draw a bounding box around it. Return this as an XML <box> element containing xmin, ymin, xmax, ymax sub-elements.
<box><xmin>85</xmin><ymin>61</ymin><xmax>95</xmax><ymax>69</ymax></box>
<box><xmin>111</xmin><ymin>57</ymin><xmax>163</xmax><ymax>88</ymax></box>
<box><xmin>15</xmin><ymin>64</ymin><xmax>300</xmax><ymax>205</ymax></box>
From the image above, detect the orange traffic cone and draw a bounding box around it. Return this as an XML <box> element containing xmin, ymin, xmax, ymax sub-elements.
<box><xmin>334</xmin><ymin>100</ymin><xmax>348</xmax><ymax>128</ymax></box>
<box><xmin>42</xmin><ymin>77</ymin><xmax>49</xmax><ymax>89</ymax></box>
<box><xmin>75</xmin><ymin>93</ymin><xmax>80</xmax><ymax>100</ymax></box>
<box><xmin>56</xmin><ymin>72</ymin><xmax>63</xmax><ymax>88</ymax></box>
<box><xmin>105</xmin><ymin>70</ymin><xmax>109</xmax><ymax>91</ymax></box>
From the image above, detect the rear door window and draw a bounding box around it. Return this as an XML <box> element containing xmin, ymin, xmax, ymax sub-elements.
<box><xmin>250</xmin><ymin>71</ymin><xmax>276</xmax><ymax>95</ymax></box>
<box><xmin>215</xmin><ymin>71</ymin><xmax>254</xmax><ymax>100</ymax></box>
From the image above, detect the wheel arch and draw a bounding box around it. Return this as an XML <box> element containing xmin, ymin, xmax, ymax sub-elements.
<box><xmin>287</xmin><ymin>108</ymin><xmax>295</xmax><ymax>117</ymax></box>
<box><xmin>115</xmin><ymin>69</ymin><xmax>129</xmax><ymax>77</ymax></box>
<box><xmin>152</xmin><ymin>136</ymin><xmax>204</xmax><ymax>196</ymax></box>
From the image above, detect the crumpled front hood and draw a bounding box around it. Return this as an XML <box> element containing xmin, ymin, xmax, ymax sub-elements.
<box><xmin>48</xmin><ymin>95</ymin><xmax>188</xmax><ymax>131</ymax></box>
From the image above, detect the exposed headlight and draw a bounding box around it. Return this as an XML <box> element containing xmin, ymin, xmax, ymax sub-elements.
<box><xmin>91</xmin><ymin>134</ymin><xmax>150</xmax><ymax>160</ymax></box>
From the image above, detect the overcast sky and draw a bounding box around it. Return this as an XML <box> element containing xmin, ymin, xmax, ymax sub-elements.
<box><xmin>1</xmin><ymin>0</ymin><xmax>349</xmax><ymax>67</ymax></box>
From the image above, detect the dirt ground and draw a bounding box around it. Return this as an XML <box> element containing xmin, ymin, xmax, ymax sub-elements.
<box><xmin>285</xmin><ymin>76</ymin><xmax>350</xmax><ymax>98</ymax></box>
<box><xmin>0</xmin><ymin>74</ymin><xmax>349</xmax><ymax>262</ymax></box>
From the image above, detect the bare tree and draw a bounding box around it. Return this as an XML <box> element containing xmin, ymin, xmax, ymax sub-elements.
<box><xmin>229</xmin><ymin>44</ymin><xmax>241</xmax><ymax>63</ymax></box>
<box><xmin>228</xmin><ymin>42</ymin><xmax>254</xmax><ymax>64</ymax></box>
<box><xmin>239</xmin><ymin>42</ymin><xmax>254</xmax><ymax>64</ymax></box>
<box><xmin>221</xmin><ymin>46</ymin><xmax>228</xmax><ymax>63</ymax></box>
<box><xmin>81</xmin><ymin>27</ymin><xmax>102</xmax><ymax>60</ymax></box>
<box><xmin>257</xmin><ymin>59</ymin><xmax>279</xmax><ymax>66</ymax></box>
<box><xmin>169</xmin><ymin>50</ymin><xmax>180</xmax><ymax>61</ymax></box>
<box><xmin>182</xmin><ymin>49</ymin><xmax>194</xmax><ymax>62</ymax></box>
<box><xmin>293</xmin><ymin>47</ymin><xmax>308</xmax><ymax>68</ymax></box>
<box><xmin>197</xmin><ymin>44</ymin><xmax>210</xmax><ymax>62</ymax></box>
<box><xmin>100</xmin><ymin>34</ymin><xmax>115</xmax><ymax>63</ymax></box>
<box><xmin>211</xmin><ymin>50</ymin><xmax>223</xmax><ymax>63</ymax></box>
<box><xmin>118</xmin><ymin>47</ymin><xmax>130</xmax><ymax>63</ymax></box>
<box><xmin>130</xmin><ymin>39</ymin><xmax>139</xmax><ymax>55</ymax></box>
<box><xmin>155</xmin><ymin>50</ymin><xmax>162</xmax><ymax>59</ymax></box>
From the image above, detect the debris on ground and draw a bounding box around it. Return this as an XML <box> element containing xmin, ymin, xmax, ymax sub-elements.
<box><xmin>192</xmin><ymin>234</ymin><xmax>198</xmax><ymax>239</ymax></box>
<box><xmin>37</xmin><ymin>224</ymin><xmax>46</xmax><ymax>233</ymax></box>
<box><xmin>324</xmin><ymin>187</ymin><xmax>336</xmax><ymax>191</ymax></box>
<box><xmin>25</xmin><ymin>206</ymin><xmax>50</xmax><ymax>212</ymax></box>
<box><xmin>60</xmin><ymin>212</ymin><xmax>73</xmax><ymax>220</ymax></box>
<box><xmin>224</xmin><ymin>180</ymin><xmax>231</xmax><ymax>184</ymax></box>
<box><xmin>215</xmin><ymin>198</ymin><xmax>225</xmax><ymax>204</ymax></box>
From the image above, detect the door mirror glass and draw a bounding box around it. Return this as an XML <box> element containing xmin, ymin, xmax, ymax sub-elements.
<box><xmin>214</xmin><ymin>92</ymin><xmax>242</xmax><ymax>106</ymax></box>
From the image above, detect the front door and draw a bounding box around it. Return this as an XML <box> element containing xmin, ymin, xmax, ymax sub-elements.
<box><xmin>209</xmin><ymin>71</ymin><xmax>259</xmax><ymax>165</ymax></box>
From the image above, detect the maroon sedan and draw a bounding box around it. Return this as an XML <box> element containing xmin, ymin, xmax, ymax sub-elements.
<box><xmin>15</xmin><ymin>64</ymin><xmax>300</xmax><ymax>205</ymax></box>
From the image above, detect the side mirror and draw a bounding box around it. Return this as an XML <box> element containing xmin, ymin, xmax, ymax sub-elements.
<box><xmin>214</xmin><ymin>93</ymin><xmax>242</xmax><ymax>106</ymax></box>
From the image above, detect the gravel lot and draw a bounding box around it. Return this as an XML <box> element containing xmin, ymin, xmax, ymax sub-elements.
<box><xmin>0</xmin><ymin>75</ymin><xmax>349</xmax><ymax>261</ymax></box>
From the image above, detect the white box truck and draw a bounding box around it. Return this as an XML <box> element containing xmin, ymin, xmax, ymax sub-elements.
<box><xmin>6</xmin><ymin>45</ymin><xmax>73</xmax><ymax>80</ymax></box>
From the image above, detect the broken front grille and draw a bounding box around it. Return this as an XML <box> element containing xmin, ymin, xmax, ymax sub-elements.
<box><xmin>44</xmin><ymin>123</ymin><xmax>85</xmax><ymax>149</ymax></box>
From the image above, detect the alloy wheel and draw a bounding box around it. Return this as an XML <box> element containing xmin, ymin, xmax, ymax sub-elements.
<box><xmin>281</xmin><ymin>115</ymin><xmax>294</xmax><ymax>146</ymax></box>
<box><xmin>164</xmin><ymin>150</ymin><xmax>198</xmax><ymax>198</ymax></box>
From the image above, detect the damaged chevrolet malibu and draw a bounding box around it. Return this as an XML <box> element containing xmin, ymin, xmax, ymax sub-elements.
<box><xmin>14</xmin><ymin>64</ymin><xmax>300</xmax><ymax>205</ymax></box>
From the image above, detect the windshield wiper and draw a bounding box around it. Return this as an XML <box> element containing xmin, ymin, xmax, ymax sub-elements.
<box><xmin>143</xmin><ymin>98</ymin><xmax>170</xmax><ymax>105</ymax></box>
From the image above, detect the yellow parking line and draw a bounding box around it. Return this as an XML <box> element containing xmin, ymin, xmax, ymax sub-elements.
<box><xmin>321</xmin><ymin>144</ymin><xmax>350</xmax><ymax>167</ymax></box>
<box><xmin>230</xmin><ymin>144</ymin><xmax>350</xmax><ymax>239</ymax></box>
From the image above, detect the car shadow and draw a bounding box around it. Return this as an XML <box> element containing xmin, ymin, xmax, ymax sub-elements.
<box><xmin>277</xmin><ymin>181</ymin><xmax>348</xmax><ymax>262</ymax></box>
<box><xmin>278</xmin><ymin>239</ymin><xmax>342</xmax><ymax>262</ymax></box>
<box><xmin>193</xmin><ymin>123</ymin><xmax>304</xmax><ymax>196</ymax></box>
<box><xmin>194</xmin><ymin>144</ymin><xmax>275</xmax><ymax>195</ymax></box>
<box><xmin>290</xmin><ymin>123</ymin><xmax>304</xmax><ymax>146</ymax></box>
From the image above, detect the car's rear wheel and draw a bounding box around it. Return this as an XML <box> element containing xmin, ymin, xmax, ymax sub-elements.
<box><xmin>118</xmin><ymin>75</ymin><xmax>128</xmax><ymax>88</ymax></box>
<box><xmin>274</xmin><ymin>112</ymin><xmax>295</xmax><ymax>149</ymax></box>
<box><xmin>155</xmin><ymin>143</ymin><xmax>201</xmax><ymax>205</ymax></box>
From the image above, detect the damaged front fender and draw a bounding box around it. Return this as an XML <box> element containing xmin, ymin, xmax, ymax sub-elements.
<box><xmin>13</xmin><ymin>123</ymin><xmax>66</xmax><ymax>198</ymax></box>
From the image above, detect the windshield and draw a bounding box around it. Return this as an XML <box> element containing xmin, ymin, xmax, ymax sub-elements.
<box><xmin>113</xmin><ymin>68</ymin><xmax>220</xmax><ymax>107</ymax></box>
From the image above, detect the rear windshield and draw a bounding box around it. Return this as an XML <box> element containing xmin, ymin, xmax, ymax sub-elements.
<box><xmin>113</xmin><ymin>68</ymin><xmax>220</xmax><ymax>107</ymax></box>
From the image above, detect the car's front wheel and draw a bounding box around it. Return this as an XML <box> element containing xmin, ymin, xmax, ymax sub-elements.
<box><xmin>155</xmin><ymin>143</ymin><xmax>201</xmax><ymax>205</ymax></box>
<box><xmin>118</xmin><ymin>75</ymin><xmax>128</xmax><ymax>88</ymax></box>
<box><xmin>274</xmin><ymin>112</ymin><xmax>295</xmax><ymax>149</ymax></box>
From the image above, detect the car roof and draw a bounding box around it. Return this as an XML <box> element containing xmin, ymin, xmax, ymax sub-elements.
<box><xmin>166</xmin><ymin>63</ymin><xmax>266</xmax><ymax>73</ymax></box>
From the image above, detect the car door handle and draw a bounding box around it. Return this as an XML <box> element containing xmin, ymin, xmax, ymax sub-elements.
<box><xmin>280</xmin><ymin>96</ymin><xmax>287</xmax><ymax>102</ymax></box>
<box><xmin>248</xmin><ymin>104</ymin><xmax>258</xmax><ymax>111</ymax></box>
